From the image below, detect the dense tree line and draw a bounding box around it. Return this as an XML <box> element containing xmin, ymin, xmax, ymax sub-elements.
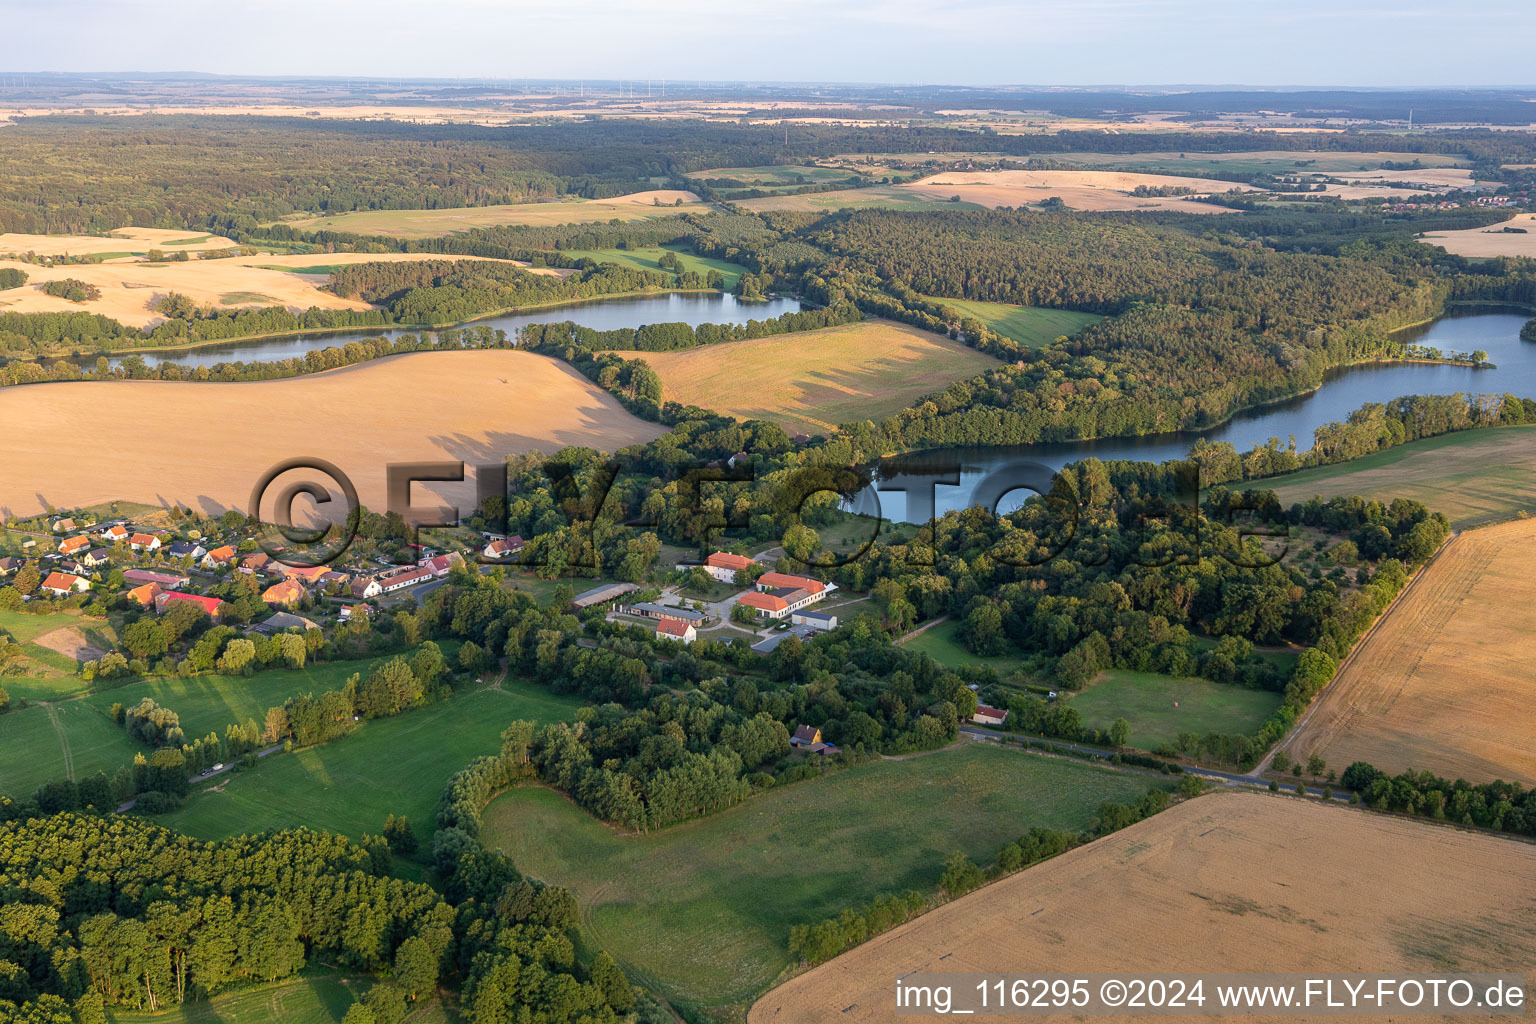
<box><xmin>520</xmin><ymin>301</ymin><xmax>860</xmax><ymax>354</ymax></box>
<box><xmin>0</xmin><ymin>269</ymin><xmax>25</xmax><ymax>290</ymax></box>
<box><xmin>1341</xmin><ymin>762</ymin><xmax>1535</xmax><ymax>836</ymax></box>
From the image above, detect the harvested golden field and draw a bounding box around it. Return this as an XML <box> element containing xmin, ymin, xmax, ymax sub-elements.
<box><xmin>0</xmin><ymin>252</ymin><xmax>555</xmax><ymax>329</ymax></box>
<box><xmin>1282</xmin><ymin>518</ymin><xmax>1536</xmax><ymax>786</ymax></box>
<box><xmin>0</xmin><ymin>350</ymin><xmax>665</xmax><ymax>518</ymax></box>
<box><xmin>0</xmin><ymin>227</ymin><xmax>239</xmax><ymax>258</ymax></box>
<box><xmin>906</xmin><ymin>171</ymin><xmax>1249</xmax><ymax>213</ymax></box>
<box><xmin>751</xmin><ymin>791</ymin><xmax>1536</xmax><ymax>1024</ymax></box>
<box><xmin>743</xmin><ymin>170</ymin><xmax>1256</xmax><ymax>214</ymax></box>
<box><xmin>642</xmin><ymin>319</ymin><xmax>1001</xmax><ymax>435</ymax></box>
<box><xmin>1421</xmin><ymin>213</ymin><xmax>1536</xmax><ymax>258</ymax></box>
<box><xmin>282</xmin><ymin>190</ymin><xmax>710</xmax><ymax>238</ymax></box>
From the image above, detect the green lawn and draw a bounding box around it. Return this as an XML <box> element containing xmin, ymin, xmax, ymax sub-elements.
<box><xmin>901</xmin><ymin>618</ymin><xmax>1019</xmax><ymax>674</ymax></box>
<box><xmin>79</xmin><ymin>655</ymin><xmax>425</xmax><ymax>741</ymax></box>
<box><xmin>557</xmin><ymin>246</ymin><xmax>748</xmax><ymax>290</ymax></box>
<box><xmin>158</xmin><ymin>681</ymin><xmax>583</xmax><ymax>845</ymax></box>
<box><xmin>1067</xmin><ymin>670</ymin><xmax>1283</xmax><ymax>752</ymax></box>
<box><xmin>0</xmin><ymin>610</ymin><xmax>120</xmax><ymax>701</ymax></box>
<box><xmin>1262</xmin><ymin>425</ymin><xmax>1536</xmax><ymax>528</ymax></box>
<box><xmin>482</xmin><ymin>743</ymin><xmax>1160</xmax><ymax>1010</ymax></box>
<box><xmin>0</xmin><ymin>700</ymin><xmax>148</xmax><ymax>798</ymax></box>
<box><xmin>920</xmin><ymin>296</ymin><xmax>1103</xmax><ymax>348</ymax></box>
<box><xmin>257</xmin><ymin>263</ymin><xmax>353</xmax><ymax>275</ymax></box>
<box><xmin>101</xmin><ymin>968</ymin><xmax>455</xmax><ymax>1024</ymax></box>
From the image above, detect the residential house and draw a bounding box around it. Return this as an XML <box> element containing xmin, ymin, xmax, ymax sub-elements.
<box><xmin>654</xmin><ymin>617</ymin><xmax>697</xmax><ymax>644</ymax></box>
<box><xmin>155</xmin><ymin>591</ymin><xmax>225</xmax><ymax>618</ymax></box>
<box><xmin>50</xmin><ymin>517</ymin><xmax>76</xmax><ymax>533</ymax></box>
<box><xmin>83</xmin><ymin>548</ymin><xmax>112</xmax><ymax>569</ymax></box>
<box><xmin>351</xmin><ymin>577</ymin><xmax>383</xmax><ymax>600</ymax></box>
<box><xmin>483</xmin><ymin>536</ymin><xmax>525</xmax><ymax>560</ymax></box>
<box><xmin>123</xmin><ymin>568</ymin><xmax>189</xmax><ymax>590</ymax></box>
<box><xmin>376</xmin><ymin>566</ymin><xmax>435</xmax><ymax>594</ymax></box>
<box><xmin>320</xmin><ymin>571</ymin><xmax>351</xmax><ymax>588</ymax></box>
<box><xmin>261</xmin><ymin>580</ymin><xmax>305</xmax><ymax>607</ymax></box>
<box><xmin>100</xmin><ymin>524</ymin><xmax>129</xmax><ymax>543</ymax></box>
<box><xmin>703</xmin><ymin>550</ymin><xmax>755</xmax><ymax>583</ymax></box>
<box><xmin>278</xmin><ymin>564</ymin><xmax>329</xmax><ymax>586</ymax></box>
<box><xmin>129</xmin><ymin>533</ymin><xmax>161</xmax><ymax>552</ymax></box>
<box><xmin>127</xmin><ymin>582</ymin><xmax>163</xmax><ymax>607</ymax></box>
<box><xmin>789</xmin><ymin>724</ymin><xmax>822</xmax><ymax>748</ymax></box>
<box><xmin>40</xmin><ymin>571</ymin><xmax>90</xmax><ymax>596</ymax></box>
<box><xmin>0</xmin><ymin>557</ymin><xmax>20</xmax><ymax>576</ymax></box>
<box><xmin>58</xmin><ymin>536</ymin><xmax>90</xmax><ymax>556</ymax></box>
<box><xmin>240</xmin><ymin>553</ymin><xmax>272</xmax><ymax>575</ymax></box>
<box><xmin>166</xmin><ymin>541</ymin><xmax>205</xmax><ymax>560</ymax></box>
<box><xmin>418</xmin><ymin>553</ymin><xmax>463</xmax><ymax>577</ymax></box>
<box><xmin>202</xmin><ymin>546</ymin><xmax>237</xmax><ymax>568</ymax></box>
<box><xmin>971</xmin><ymin>705</ymin><xmax>1009</xmax><ymax>727</ymax></box>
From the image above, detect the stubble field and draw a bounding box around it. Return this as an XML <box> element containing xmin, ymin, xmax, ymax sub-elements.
<box><xmin>1421</xmin><ymin>213</ymin><xmax>1536</xmax><ymax>258</ymax></box>
<box><xmin>1280</xmin><ymin>518</ymin><xmax>1536</xmax><ymax>786</ymax></box>
<box><xmin>0</xmin><ymin>251</ymin><xmax>559</xmax><ymax>329</ymax></box>
<box><xmin>281</xmin><ymin>190</ymin><xmax>710</xmax><ymax>238</ymax></box>
<box><xmin>0</xmin><ymin>349</ymin><xmax>666</xmax><ymax>517</ymax></box>
<box><xmin>642</xmin><ymin>319</ymin><xmax>1001</xmax><ymax>434</ymax></box>
<box><xmin>751</xmin><ymin>791</ymin><xmax>1536</xmax><ymax>1024</ymax></box>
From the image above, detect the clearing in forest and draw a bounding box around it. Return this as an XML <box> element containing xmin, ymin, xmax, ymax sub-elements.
<box><xmin>1067</xmin><ymin>670</ymin><xmax>1283</xmax><ymax>752</ymax></box>
<box><xmin>642</xmin><ymin>319</ymin><xmax>1001</xmax><ymax>435</ymax></box>
<box><xmin>1281</xmin><ymin>517</ymin><xmax>1536</xmax><ymax>786</ymax></box>
<box><xmin>919</xmin><ymin>296</ymin><xmax>1102</xmax><ymax>347</ymax></box>
<box><xmin>751</xmin><ymin>790</ymin><xmax>1536</xmax><ymax>1024</ymax></box>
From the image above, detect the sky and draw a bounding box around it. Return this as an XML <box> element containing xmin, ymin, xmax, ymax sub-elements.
<box><xmin>4</xmin><ymin>0</ymin><xmax>1534</xmax><ymax>88</ymax></box>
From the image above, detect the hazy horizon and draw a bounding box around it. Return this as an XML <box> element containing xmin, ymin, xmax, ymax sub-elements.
<box><xmin>5</xmin><ymin>0</ymin><xmax>1533</xmax><ymax>89</ymax></box>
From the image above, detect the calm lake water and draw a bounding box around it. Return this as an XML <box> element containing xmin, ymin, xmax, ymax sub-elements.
<box><xmin>108</xmin><ymin>292</ymin><xmax>805</xmax><ymax>369</ymax></box>
<box><xmin>861</xmin><ymin>311</ymin><xmax>1536</xmax><ymax>523</ymax></box>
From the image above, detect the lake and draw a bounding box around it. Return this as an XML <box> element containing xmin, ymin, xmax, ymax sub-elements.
<box><xmin>106</xmin><ymin>292</ymin><xmax>805</xmax><ymax>369</ymax></box>
<box><xmin>859</xmin><ymin>311</ymin><xmax>1536</xmax><ymax>524</ymax></box>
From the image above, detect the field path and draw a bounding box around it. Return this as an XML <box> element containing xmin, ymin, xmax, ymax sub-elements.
<box><xmin>896</xmin><ymin>614</ymin><xmax>949</xmax><ymax>644</ymax></box>
<box><xmin>44</xmin><ymin>703</ymin><xmax>74</xmax><ymax>781</ymax></box>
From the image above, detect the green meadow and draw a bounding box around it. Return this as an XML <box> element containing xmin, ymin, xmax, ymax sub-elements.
<box><xmin>158</xmin><ymin>681</ymin><xmax>583</xmax><ymax>846</ymax></box>
<box><xmin>920</xmin><ymin>296</ymin><xmax>1104</xmax><ymax>348</ymax></box>
<box><xmin>556</xmin><ymin>246</ymin><xmax>748</xmax><ymax>290</ymax></box>
<box><xmin>482</xmin><ymin>742</ymin><xmax>1161</xmax><ymax>1011</ymax></box>
<box><xmin>0</xmin><ymin>700</ymin><xmax>147</xmax><ymax>798</ymax></box>
<box><xmin>1067</xmin><ymin>670</ymin><xmax>1283</xmax><ymax>751</ymax></box>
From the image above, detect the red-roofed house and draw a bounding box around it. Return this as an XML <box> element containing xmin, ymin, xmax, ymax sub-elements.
<box><xmin>101</xmin><ymin>524</ymin><xmax>129</xmax><ymax>543</ymax></box>
<box><xmin>127</xmin><ymin>582</ymin><xmax>163</xmax><ymax>607</ymax></box>
<box><xmin>418</xmin><ymin>553</ymin><xmax>462</xmax><ymax>577</ymax></box>
<box><xmin>40</xmin><ymin>571</ymin><xmax>90</xmax><ymax>596</ymax></box>
<box><xmin>202</xmin><ymin>546</ymin><xmax>237</xmax><ymax>568</ymax></box>
<box><xmin>261</xmin><ymin>580</ymin><xmax>305</xmax><ymax>607</ymax></box>
<box><xmin>971</xmin><ymin>705</ymin><xmax>1009</xmax><ymax>727</ymax></box>
<box><xmin>704</xmin><ymin>551</ymin><xmax>756</xmax><ymax>582</ymax></box>
<box><xmin>483</xmin><ymin>536</ymin><xmax>525</xmax><ymax>560</ymax></box>
<box><xmin>241</xmin><ymin>553</ymin><xmax>272</xmax><ymax>575</ymax></box>
<box><xmin>737</xmin><ymin>590</ymin><xmax>789</xmax><ymax>617</ymax></box>
<box><xmin>654</xmin><ymin>617</ymin><xmax>697</xmax><ymax>644</ymax></box>
<box><xmin>129</xmin><ymin>533</ymin><xmax>161</xmax><ymax>552</ymax></box>
<box><xmin>58</xmin><ymin>535</ymin><xmax>90</xmax><ymax>556</ymax></box>
<box><xmin>155</xmin><ymin>591</ymin><xmax>224</xmax><ymax>618</ymax></box>
<box><xmin>755</xmin><ymin>572</ymin><xmax>826</xmax><ymax>594</ymax></box>
<box><xmin>278</xmin><ymin>564</ymin><xmax>329</xmax><ymax>585</ymax></box>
